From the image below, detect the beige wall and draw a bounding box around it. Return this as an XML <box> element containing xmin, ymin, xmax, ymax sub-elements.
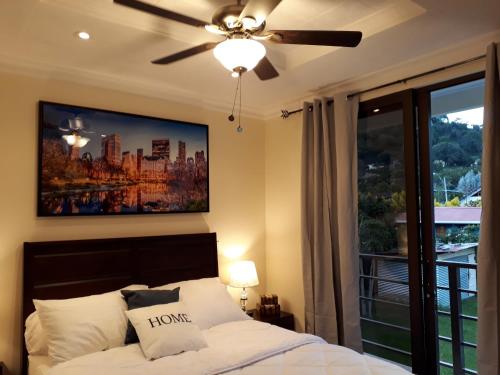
<box><xmin>0</xmin><ymin>71</ymin><xmax>266</xmax><ymax>374</ymax></box>
<box><xmin>264</xmin><ymin>114</ymin><xmax>305</xmax><ymax>332</ymax></box>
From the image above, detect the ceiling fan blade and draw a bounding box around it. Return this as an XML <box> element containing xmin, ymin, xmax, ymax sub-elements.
<box><xmin>114</xmin><ymin>0</ymin><xmax>208</xmax><ymax>28</ymax></box>
<box><xmin>238</xmin><ymin>0</ymin><xmax>282</xmax><ymax>26</ymax></box>
<box><xmin>254</xmin><ymin>57</ymin><xmax>279</xmax><ymax>80</ymax></box>
<box><xmin>152</xmin><ymin>42</ymin><xmax>218</xmax><ymax>65</ymax></box>
<box><xmin>269</xmin><ymin>30</ymin><xmax>362</xmax><ymax>47</ymax></box>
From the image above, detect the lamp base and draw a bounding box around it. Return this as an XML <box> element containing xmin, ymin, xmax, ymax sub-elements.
<box><xmin>240</xmin><ymin>287</ymin><xmax>248</xmax><ymax>311</ymax></box>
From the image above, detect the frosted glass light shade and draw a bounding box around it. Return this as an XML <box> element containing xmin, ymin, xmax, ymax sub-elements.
<box><xmin>213</xmin><ymin>39</ymin><xmax>266</xmax><ymax>72</ymax></box>
<box><xmin>63</xmin><ymin>134</ymin><xmax>90</xmax><ymax>148</ymax></box>
<box><xmin>229</xmin><ymin>260</ymin><xmax>259</xmax><ymax>288</ymax></box>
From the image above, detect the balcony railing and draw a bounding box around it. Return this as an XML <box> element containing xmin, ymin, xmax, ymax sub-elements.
<box><xmin>435</xmin><ymin>260</ymin><xmax>477</xmax><ymax>375</ymax></box>
<box><xmin>359</xmin><ymin>253</ymin><xmax>478</xmax><ymax>375</ymax></box>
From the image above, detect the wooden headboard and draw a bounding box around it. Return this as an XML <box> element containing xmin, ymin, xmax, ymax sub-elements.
<box><xmin>22</xmin><ymin>232</ymin><xmax>218</xmax><ymax>374</ymax></box>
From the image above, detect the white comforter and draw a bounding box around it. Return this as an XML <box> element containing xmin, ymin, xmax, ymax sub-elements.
<box><xmin>47</xmin><ymin>320</ymin><xmax>410</xmax><ymax>375</ymax></box>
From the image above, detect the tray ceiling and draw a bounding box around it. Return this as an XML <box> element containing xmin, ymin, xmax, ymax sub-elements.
<box><xmin>0</xmin><ymin>0</ymin><xmax>499</xmax><ymax>118</ymax></box>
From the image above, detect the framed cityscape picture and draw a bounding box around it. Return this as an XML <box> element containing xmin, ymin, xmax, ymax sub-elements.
<box><xmin>38</xmin><ymin>101</ymin><xmax>209</xmax><ymax>216</ymax></box>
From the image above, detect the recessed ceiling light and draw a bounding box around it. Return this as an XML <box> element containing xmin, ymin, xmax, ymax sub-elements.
<box><xmin>77</xmin><ymin>31</ymin><xmax>90</xmax><ymax>40</ymax></box>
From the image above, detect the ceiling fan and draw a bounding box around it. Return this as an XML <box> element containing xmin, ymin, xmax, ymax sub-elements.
<box><xmin>59</xmin><ymin>116</ymin><xmax>94</xmax><ymax>147</ymax></box>
<box><xmin>114</xmin><ymin>0</ymin><xmax>363</xmax><ymax>80</ymax></box>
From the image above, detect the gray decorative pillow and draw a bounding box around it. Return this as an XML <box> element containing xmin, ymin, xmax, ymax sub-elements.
<box><xmin>121</xmin><ymin>288</ymin><xmax>180</xmax><ymax>344</ymax></box>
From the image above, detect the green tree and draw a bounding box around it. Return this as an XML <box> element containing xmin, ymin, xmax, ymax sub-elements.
<box><xmin>432</xmin><ymin>142</ymin><xmax>467</xmax><ymax>167</ymax></box>
<box><xmin>446</xmin><ymin>225</ymin><xmax>480</xmax><ymax>244</ymax></box>
<box><xmin>431</xmin><ymin>116</ymin><xmax>482</xmax><ymax>167</ymax></box>
<box><xmin>359</xmin><ymin>218</ymin><xmax>397</xmax><ymax>253</ymax></box>
<box><xmin>391</xmin><ymin>191</ymin><xmax>406</xmax><ymax>213</ymax></box>
<box><xmin>445</xmin><ymin>197</ymin><xmax>461</xmax><ymax>207</ymax></box>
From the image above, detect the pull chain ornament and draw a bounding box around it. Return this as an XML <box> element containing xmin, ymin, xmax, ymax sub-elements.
<box><xmin>229</xmin><ymin>72</ymin><xmax>244</xmax><ymax>133</ymax></box>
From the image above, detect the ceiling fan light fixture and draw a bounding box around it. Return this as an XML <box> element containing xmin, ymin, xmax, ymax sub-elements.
<box><xmin>213</xmin><ymin>38</ymin><xmax>266</xmax><ymax>73</ymax></box>
<box><xmin>205</xmin><ymin>24</ymin><xmax>226</xmax><ymax>35</ymax></box>
<box><xmin>224</xmin><ymin>15</ymin><xmax>239</xmax><ymax>29</ymax></box>
<box><xmin>63</xmin><ymin>134</ymin><xmax>90</xmax><ymax>148</ymax></box>
<box><xmin>241</xmin><ymin>16</ymin><xmax>258</xmax><ymax>29</ymax></box>
<box><xmin>76</xmin><ymin>31</ymin><xmax>91</xmax><ymax>40</ymax></box>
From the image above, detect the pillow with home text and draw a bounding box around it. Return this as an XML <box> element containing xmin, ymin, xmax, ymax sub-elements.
<box><xmin>121</xmin><ymin>287</ymin><xmax>180</xmax><ymax>344</ymax></box>
<box><xmin>125</xmin><ymin>302</ymin><xmax>207</xmax><ymax>360</ymax></box>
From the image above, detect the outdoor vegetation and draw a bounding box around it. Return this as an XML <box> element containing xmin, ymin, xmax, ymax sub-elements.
<box><xmin>358</xmin><ymin>118</ymin><xmax>406</xmax><ymax>255</ymax></box>
<box><xmin>358</xmin><ymin>114</ymin><xmax>482</xmax><ymax>252</ymax></box>
<box><xmin>361</xmin><ymin>297</ymin><xmax>477</xmax><ymax>372</ymax></box>
<box><xmin>431</xmin><ymin>116</ymin><xmax>482</xmax><ymax>205</ymax></box>
<box><xmin>438</xmin><ymin>296</ymin><xmax>477</xmax><ymax>374</ymax></box>
<box><xmin>358</xmin><ymin>109</ymin><xmax>482</xmax><ymax>374</ymax></box>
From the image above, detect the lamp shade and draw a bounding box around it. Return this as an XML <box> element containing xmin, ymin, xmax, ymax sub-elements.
<box><xmin>229</xmin><ymin>260</ymin><xmax>259</xmax><ymax>288</ymax></box>
<box><xmin>213</xmin><ymin>39</ymin><xmax>266</xmax><ymax>72</ymax></box>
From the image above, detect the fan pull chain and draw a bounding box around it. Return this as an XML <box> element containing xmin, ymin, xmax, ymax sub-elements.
<box><xmin>228</xmin><ymin>73</ymin><xmax>243</xmax><ymax>133</ymax></box>
<box><xmin>237</xmin><ymin>74</ymin><xmax>243</xmax><ymax>133</ymax></box>
<box><xmin>229</xmin><ymin>75</ymin><xmax>240</xmax><ymax>122</ymax></box>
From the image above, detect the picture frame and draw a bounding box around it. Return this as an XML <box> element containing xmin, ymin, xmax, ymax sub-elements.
<box><xmin>37</xmin><ymin>101</ymin><xmax>209</xmax><ymax>216</ymax></box>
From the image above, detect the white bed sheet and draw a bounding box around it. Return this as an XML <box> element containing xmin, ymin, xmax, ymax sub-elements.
<box><xmin>31</xmin><ymin>347</ymin><xmax>408</xmax><ymax>375</ymax></box>
<box><xmin>225</xmin><ymin>343</ymin><xmax>409</xmax><ymax>375</ymax></box>
<box><xmin>42</xmin><ymin>321</ymin><xmax>412</xmax><ymax>375</ymax></box>
<box><xmin>28</xmin><ymin>355</ymin><xmax>51</xmax><ymax>375</ymax></box>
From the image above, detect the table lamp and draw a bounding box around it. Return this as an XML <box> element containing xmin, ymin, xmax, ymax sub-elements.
<box><xmin>229</xmin><ymin>260</ymin><xmax>259</xmax><ymax>311</ymax></box>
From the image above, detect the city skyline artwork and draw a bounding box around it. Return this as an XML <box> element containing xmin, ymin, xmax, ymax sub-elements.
<box><xmin>38</xmin><ymin>101</ymin><xmax>209</xmax><ymax>216</ymax></box>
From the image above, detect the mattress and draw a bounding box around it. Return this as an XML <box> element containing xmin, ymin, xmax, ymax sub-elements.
<box><xmin>28</xmin><ymin>355</ymin><xmax>51</xmax><ymax>375</ymax></box>
<box><xmin>37</xmin><ymin>321</ymin><xmax>411</xmax><ymax>375</ymax></box>
<box><xmin>30</xmin><ymin>345</ymin><xmax>408</xmax><ymax>375</ymax></box>
<box><xmin>35</xmin><ymin>346</ymin><xmax>409</xmax><ymax>375</ymax></box>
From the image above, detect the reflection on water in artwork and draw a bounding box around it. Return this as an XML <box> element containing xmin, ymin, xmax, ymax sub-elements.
<box><xmin>41</xmin><ymin>182</ymin><xmax>207</xmax><ymax>215</ymax></box>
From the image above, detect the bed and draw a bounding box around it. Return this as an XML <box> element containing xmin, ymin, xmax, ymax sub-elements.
<box><xmin>23</xmin><ymin>233</ymin><xmax>411</xmax><ymax>375</ymax></box>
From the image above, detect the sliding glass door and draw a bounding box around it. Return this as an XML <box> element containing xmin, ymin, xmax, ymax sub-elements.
<box><xmin>357</xmin><ymin>91</ymin><xmax>425</xmax><ymax>374</ymax></box>
<box><xmin>357</xmin><ymin>73</ymin><xmax>484</xmax><ymax>375</ymax></box>
<box><xmin>418</xmin><ymin>73</ymin><xmax>484</xmax><ymax>375</ymax></box>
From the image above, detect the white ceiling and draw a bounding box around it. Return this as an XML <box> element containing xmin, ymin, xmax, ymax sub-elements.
<box><xmin>1</xmin><ymin>0</ymin><xmax>499</xmax><ymax>118</ymax></box>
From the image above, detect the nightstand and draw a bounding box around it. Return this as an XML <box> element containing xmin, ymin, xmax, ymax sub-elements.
<box><xmin>247</xmin><ymin>309</ymin><xmax>295</xmax><ymax>331</ymax></box>
<box><xmin>0</xmin><ymin>361</ymin><xmax>4</xmax><ymax>375</ymax></box>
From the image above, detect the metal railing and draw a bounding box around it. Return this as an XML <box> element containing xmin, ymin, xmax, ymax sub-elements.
<box><xmin>436</xmin><ymin>260</ymin><xmax>477</xmax><ymax>375</ymax></box>
<box><xmin>359</xmin><ymin>254</ymin><xmax>478</xmax><ymax>375</ymax></box>
<box><xmin>359</xmin><ymin>253</ymin><xmax>412</xmax><ymax>365</ymax></box>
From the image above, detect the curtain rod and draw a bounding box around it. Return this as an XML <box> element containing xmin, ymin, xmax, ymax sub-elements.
<box><xmin>280</xmin><ymin>54</ymin><xmax>486</xmax><ymax>119</ymax></box>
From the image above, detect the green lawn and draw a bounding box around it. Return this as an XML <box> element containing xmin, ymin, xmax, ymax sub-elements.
<box><xmin>438</xmin><ymin>296</ymin><xmax>477</xmax><ymax>374</ymax></box>
<box><xmin>361</xmin><ymin>297</ymin><xmax>477</xmax><ymax>374</ymax></box>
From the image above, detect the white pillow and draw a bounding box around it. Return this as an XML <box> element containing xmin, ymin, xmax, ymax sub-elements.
<box><xmin>34</xmin><ymin>284</ymin><xmax>147</xmax><ymax>364</ymax></box>
<box><xmin>126</xmin><ymin>302</ymin><xmax>207</xmax><ymax>360</ymax></box>
<box><xmin>25</xmin><ymin>312</ymin><xmax>48</xmax><ymax>355</ymax></box>
<box><xmin>154</xmin><ymin>277</ymin><xmax>250</xmax><ymax>330</ymax></box>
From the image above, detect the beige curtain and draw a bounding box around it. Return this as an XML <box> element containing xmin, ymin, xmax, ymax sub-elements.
<box><xmin>478</xmin><ymin>42</ymin><xmax>500</xmax><ymax>375</ymax></box>
<box><xmin>301</xmin><ymin>96</ymin><xmax>362</xmax><ymax>352</ymax></box>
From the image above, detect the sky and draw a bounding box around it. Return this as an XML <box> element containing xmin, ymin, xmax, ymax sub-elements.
<box><xmin>446</xmin><ymin>107</ymin><xmax>484</xmax><ymax>127</ymax></box>
<box><xmin>42</xmin><ymin>103</ymin><xmax>208</xmax><ymax>159</ymax></box>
